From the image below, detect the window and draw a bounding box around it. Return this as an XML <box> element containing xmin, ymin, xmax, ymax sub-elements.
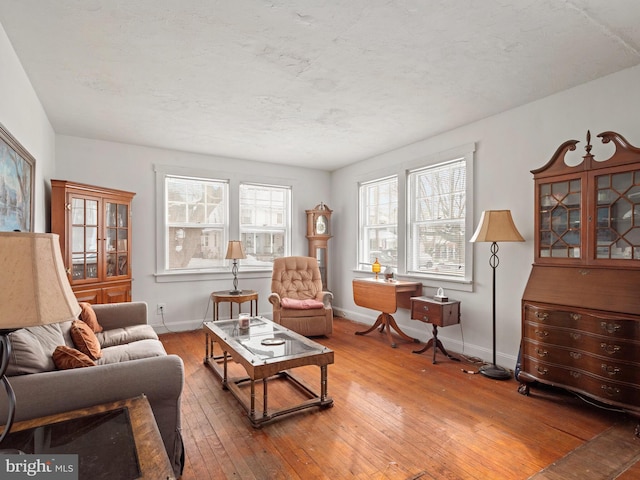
<box><xmin>408</xmin><ymin>159</ymin><xmax>466</xmax><ymax>278</ymax></box>
<box><xmin>358</xmin><ymin>176</ymin><xmax>398</xmax><ymax>269</ymax></box>
<box><xmin>240</xmin><ymin>183</ymin><xmax>291</xmax><ymax>267</ymax></box>
<box><xmin>356</xmin><ymin>143</ymin><xmax>474</xmax><ymax>285</ymax></box>
<box><xmin>165</xmin><ymin>175</ymin><xmax>228</xmax><ymax>271</ymax></box>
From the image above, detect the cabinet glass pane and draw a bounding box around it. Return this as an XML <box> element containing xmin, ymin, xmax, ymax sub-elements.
<box><xmin>117</xmin><ymin>254</ymin><xmax>128</xmax><ymax>275</ymax></box>
<box><xmin>86</xmin><ymin>200</ymin><xmax>98</xmax><ymax>225</ymax></box>
<box><xmin>538</xmin><ymin>179</ymin><xmax>581</xmax><ymax>258</ymax></box>
<box><xmin>118</xmin><ymin>204</ymin><xmax>128</xmax><ymax>227</ymax></box>
<box><xmin>72</xmin><ymin>226</ymin><xmax>85</xmax><ymax>252</ymax></box>
<box><xmin>595</xmin><ymin>171</ymin><xmax>640</xmax><ymax>260</ymax></box>
<box><xmin>106</xmin><ymin>253</ymin><xmax>116</xmax><ymax>277</ymax></box>
<box><xmin>71</xmin><ymin>198</ymin><xmax>84</xmax><ymax>224</ymax></box>
<box><xmin>118</xmin><ymin>228</ymin><xmax>128</xmax><ymax>251</ymax></box>
<box><xmin>106</xmin><ymin>202</ymin><xmax>117</xmax><ymax>227</ymax></box>
<box><xmin>106</xmin><ymin>228</ymin><xmax>117</xmax><ymax>252</ymax></box>
<box><xmin>86</xmin><ymin>227</ymin><xmax>98</xmax><ymax>252</ymax></box>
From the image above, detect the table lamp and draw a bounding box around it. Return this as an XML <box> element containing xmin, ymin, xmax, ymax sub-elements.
<box><xmin>0</xmin><ymin>232</ymin><xmax>81</xmax><ymax>443</ymax></box>
<box><xmin>225</xmin><ymin>240</ymin><xmax>246</xmax><ymax>295</ymax></box>
<box><xmin>470</xmin><ymin>210</ymin><xmax>524</xmax><ymax>379</ymax></box>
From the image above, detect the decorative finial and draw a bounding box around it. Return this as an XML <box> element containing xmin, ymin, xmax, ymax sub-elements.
<box><xmin>585</xmin><ymin>130</ymin><xmax>592</xmax><ymax>156</ymax></box>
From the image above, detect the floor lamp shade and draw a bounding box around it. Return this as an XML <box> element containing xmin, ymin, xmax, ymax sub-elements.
<box><xmin>0</xmin><ymin>232</ymin><xmax>81</xmax><ymax>328</ymax></box>
<box><xmin>0</xmin><ymin>232</ymin><xmax>81</xmax><ymax>445</ymax></box>
<box><xmin>470</xmin><ymin>210</ymin><xmax>524</xmax><ymax>380</ymax></box>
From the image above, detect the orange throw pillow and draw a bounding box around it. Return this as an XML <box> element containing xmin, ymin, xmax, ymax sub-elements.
<box><xmin>70</xmin><ymin>320</ymin><xmax>102</xmax><ymax>360</ymax></box>
<box><xmin>78</xmin><ymin>302</ymin><xmax>103</xmax><ymax>333</ymax></box>
<box><xmin>52</xmin><ymin>346</ymin><xmax>96</xmax><ymax>369</ymax></box>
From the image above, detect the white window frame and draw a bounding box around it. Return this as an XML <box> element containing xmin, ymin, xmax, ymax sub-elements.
<box><xmin>407</xmin><ymin>158</ymin><xmax>467</xmax><ymax>280</ymax></box>
<box><xmin>357</xmin><ymin>175</ymin><xmax>398</xmax><ymax>271</ymax></box>
<box><xmin>239</xmin><ymin>182</ymin><xmax>292</xmax><ymax>268</ymax></box>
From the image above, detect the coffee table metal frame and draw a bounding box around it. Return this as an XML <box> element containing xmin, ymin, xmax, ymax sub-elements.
<box><xmin>204</xmin><ymin>316</ymin><xmax>334</xmax><ymax>427</ymax></box>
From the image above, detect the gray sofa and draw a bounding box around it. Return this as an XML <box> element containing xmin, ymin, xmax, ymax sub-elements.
<box><xmin>0</xmin><ymin>301</ymin><xmax>184</xmax><ymax>477</ymax></box>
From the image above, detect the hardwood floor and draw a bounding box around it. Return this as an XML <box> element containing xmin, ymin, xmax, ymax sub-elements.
<box><xmin>159</xmin><ymin>317</ymin><xmax>637</xmax><ymax>480</ymax></box>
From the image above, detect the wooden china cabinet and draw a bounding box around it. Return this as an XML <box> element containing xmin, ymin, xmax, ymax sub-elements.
<box><xmin>51</xmin><ymin>180</ymin><xmax>135</xmax><ymax>304</ymax></box>
<box><xmin>519</xmin><ymin>131</ymin><xmax>640</xmax><ymax>434</ymax></box>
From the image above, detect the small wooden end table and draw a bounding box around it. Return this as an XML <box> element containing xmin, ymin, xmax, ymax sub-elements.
<box><xmin>410</xmin><ymin>296</ymin><xmax>461</xmax><ymax>364</ymax></box>
<box><xmin>211</xmin><ymin>289</ymin><xmax>258</xmax><ymax>321</ymax></box>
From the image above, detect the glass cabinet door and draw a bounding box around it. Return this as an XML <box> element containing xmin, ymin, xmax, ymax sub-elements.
<box><xmin>594</xmin><ymin>170</ymin><xmax>640</xmax><ymax>260</ymax></box>
<box><xmin>70</xmin><ymin>197</ymin><xmax>99</xmax><ymax>281</ymax></box>
<box><xmin>538</xmin><ymin>179</ymin><xmax>582</xmax><ymax>258</ymax></box>
<box><xmin>105</xmin><ymin>201</ymin><xmax>129</xmax><ymax>277</ymax></box>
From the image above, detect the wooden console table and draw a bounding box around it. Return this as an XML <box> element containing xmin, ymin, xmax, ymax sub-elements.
<box><xmin>352</xmin><ymin>278</ymin><xmax>422</xmax><ymax>348</ymax></box>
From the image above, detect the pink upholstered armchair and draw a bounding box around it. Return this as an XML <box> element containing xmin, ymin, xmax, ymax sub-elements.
<box><xmin>268</xmin><ymin>256</ymin><xmax>333</xmax><ymax>337</ymax></box>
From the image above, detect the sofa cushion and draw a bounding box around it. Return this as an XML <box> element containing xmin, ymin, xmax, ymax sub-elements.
<box><xmin>52</xmin><ymin>346</ymin><xmax>96</xmax><ymax>369</ymax></box>
<box><xmin>78</xmin><ymin>302</ymin><xmax>103</xmax><ymax>333</ymax></box>
<box><xmin>96</xmin><ymin>324</ymin><xmax>159</xmax><ymax>348</ymax></box>
<box><xmin>97</xmin><ymin>339</ymin><xmax>167</xmax><ymax>364</ymax></box>
<box><xmin>70</xmin><ymin>320</ymin><xmax>102</xmax><ymax>360</ymax></box>
<box><xmin>281</xmin><ymin>297</ymin><xmax>325</xmax><ymax>309</ymax></box>
<box><xmin>6</xmin><ymin>324</ymin><xmax>66</xmax><ymax>376</ymax></box>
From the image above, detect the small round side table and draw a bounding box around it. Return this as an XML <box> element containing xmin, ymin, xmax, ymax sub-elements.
<box><xmin>211</xmin><ymin>290</ymin><xmax>258</xmax><ymax>321</ymax></box>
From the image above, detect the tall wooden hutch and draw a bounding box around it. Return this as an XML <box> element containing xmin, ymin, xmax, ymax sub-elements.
<box><xmin>519</xmin><ymin>131</ymin><xmax>640</xmax><ymax>433</ymax></box>
<box><xmin>51</xmin><ymin>180</ymin><xmax>135</xmax><ymax>304</ymax></box>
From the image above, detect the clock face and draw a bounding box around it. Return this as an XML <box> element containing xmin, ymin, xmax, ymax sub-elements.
<box><xmin>316</xmin><ymin>215</ymin><xmax>327</xmax><ymax>234</ymax></box>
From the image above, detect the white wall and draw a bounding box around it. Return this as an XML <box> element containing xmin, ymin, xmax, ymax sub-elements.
<box><xmin>330</xmin><ymin>64</ymin><xmax>640</xmax><ymax>369</ymax></box>
<box><xmin>0</xmin><ymin>23</ymin><xmax>55</xmax><ymax>232</ymax></box>
<box><xmin>55</xmin><ymin>136</ymin><xmax>331</xmax><ymax>331</ymax></box>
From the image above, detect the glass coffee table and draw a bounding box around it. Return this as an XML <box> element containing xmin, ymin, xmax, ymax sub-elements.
<box><xmin>204</xmin><ymin>316</ymin><xmax>334</xmax><ymax>427</ymax></box>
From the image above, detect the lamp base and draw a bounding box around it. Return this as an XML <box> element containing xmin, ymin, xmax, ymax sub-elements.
<box><xmin>228</xmin><ymin>289</ymin><xmax>242</xmax><ymax>295</ymax></box>
<box><xmin>479</xmin><ymin>364</ymin><xmax>511</xmax><ymax>380</ymax></box>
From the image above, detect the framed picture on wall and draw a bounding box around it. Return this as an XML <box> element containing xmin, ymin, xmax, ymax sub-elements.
<box><xmin>0</xmin><ymin>122</ymin><xmax>35</xmax><ymax>232</ymax></box>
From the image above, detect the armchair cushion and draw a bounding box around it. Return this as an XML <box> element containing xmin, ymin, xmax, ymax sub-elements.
<box><xmin>281</xmin><ymin>297</ymin><xmax>325</xmax><ymax>310</ymax></box>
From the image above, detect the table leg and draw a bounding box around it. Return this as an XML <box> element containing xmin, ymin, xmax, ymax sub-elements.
<box><xmin>413</xmin><ymin>325</ymin><xmax>460</xmax><ymax>364</ymax></box>
<box><xmin>320</xmin><ymin>365</ymin><xmax>328</xmax><ymax>402</ymax></box>
<box><xmin>356</xmin><ymin>312</ymin><xmax>419</xmax><ymax>348</ymax></box>
<box><xmin>250</xmin><ymin>380</ymin><xmax>256</xmax><ymax>421</ymax></box>
<box><xmin>263</xmin><ymin>378</ymin><xmax>268</xmax><ymax>418</ymax></box>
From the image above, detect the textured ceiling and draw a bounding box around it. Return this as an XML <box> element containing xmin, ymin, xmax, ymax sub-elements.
<box><xmin>1</xmin><ymin>1</ymin><xmax>640</xmax><ymax>171</ymax></box>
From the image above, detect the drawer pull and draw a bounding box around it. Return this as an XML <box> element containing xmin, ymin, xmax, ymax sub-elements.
<box><xmin>600</xmin><ymin>322</ymin><xmax>621</xmax><ymax>334</ymax></box>
<box><xmin>600</xmin><ymin>343</ymin><xmax>621</xmax><ymax>355</ymax></box>
<box><xmin>535</xmin><ymin>330</ymin><xmax>549</xmax><ymax>338</ymax></box>
<box><xmin>422</xmin><ymin>305</ymin><xmax>430</xmax><ymax>312</ymax></box>
<box><xmin>536</xmin><ymin>366</ymin><xmax>548</xmax><ymax>375</ymax></box>
<box><xmin>535</xmin><ymin>348</ymin><xmax>548</xmax><ymax>357</ymax></box>
<box><xmin>601</xmin><ymin>385</ymin><xmax>620</xmax><ymax>398</ymax></box>
<box><xmin>422</xmin><ymin>316</ymin><xmax>429</xmax><ymax>322</ymax></box>
<box><xmin>570</xmin><ymin>333</ymin><xmax>582</xmax><ymax>340</ymax></box>
<box><xmin>569</xmin><ymin>351</ymin><xmax>582</xmax><ymax>360</ymax></box>
<box><xmin>570</xmin><ymin>313</ymin><xmax>581</xmax><ymax>321</ymax></box>
<box><xmin>534</xmin><ymin>311</ymin><xmax>549</xmax><ymax>321</ymax></box>
<box><xmin>570</xmin><ymin>371</ymin><xmax>581</xmax><ymax>379</ymax></box>
<box><xmin>601</xmin><ymin>364</ymin><xmax>621</xmax><ymax>377</ymax></box>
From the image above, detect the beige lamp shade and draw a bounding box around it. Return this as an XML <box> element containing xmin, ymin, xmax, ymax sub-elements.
<box><xmin>470</xmin><ymin>210</ymin><xmax>524</xmax><ymax>243</ymax></box>
<box><xmin>225</xmin><ymin>240</ymin><xmax>246</xmax><ymax>260</ymax></box>
<box><xmin>0</xmin><ymin>232</ymin><xmax>81</xmax><ymax>329</ymax></box>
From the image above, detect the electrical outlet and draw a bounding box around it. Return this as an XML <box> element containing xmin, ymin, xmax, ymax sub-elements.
<box><xmin>156</xmin><ymin>303</ymin><xmax>166</xmax><ymax>315</ymax></box>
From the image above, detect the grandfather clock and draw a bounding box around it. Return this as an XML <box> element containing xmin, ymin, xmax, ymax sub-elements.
<box><xmin>306</xmin><ymin>202</ymin><xmax>332</xmax><ymax>290</ymax></box>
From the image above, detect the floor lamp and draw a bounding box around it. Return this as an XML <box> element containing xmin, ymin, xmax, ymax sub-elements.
<box><xmin>225</xmin><ymin>240</ymin><xmax>246</xmax><ymax>295</ymax></box>
<box><xmin>470</xmin><ymin>210</ymin><xmax>524</xmax><ymax>380</ymax></box>
<box><xmin>0</xmin><ymin>232</ymin><xmax>81</xmax><ymax>443</ymax></box>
